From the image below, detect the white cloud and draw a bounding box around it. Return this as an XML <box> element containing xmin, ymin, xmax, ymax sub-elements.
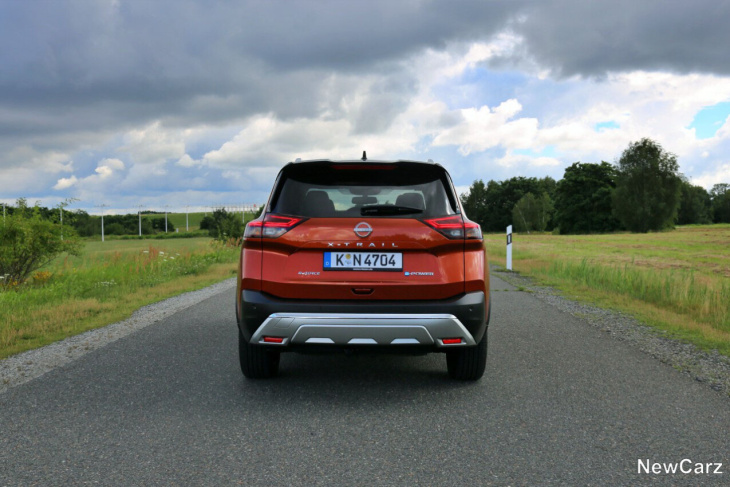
<box><xmin>55</xmin><ymin>158</ymin><xmax>127</xmax><ymax>198</ymax></box>
<box><xmin>692</xmin><ymin>163</ymin><xmax>730</xmax><ymax>189</ymax></box>
<box><xmin>121</xmin><ymin>121</ymin><xmax>185</xmax><ymax>164</ymax></box>
<box><xmin>53</xmin><ymin>176</ymin><xmax>78</xmax><ymax>190</ymax></box>
<box><xmin>95</xmin><ymin>158</ymin><xmax>125</xmax><ymax>179</ymax></box>
<box><xmin>176</xmin><ymin>154</ymin><xmax>199</xmax><ymax>167</ymax></box>
<box><xmin>201</xmin><ymin>112</ymin><xmax>417</xmax><ymax>168</ymax></box>
<box><xmin>432</xmin><ymin>99</ymin><xmax>539</xmax><ymax>155</ymax></box>
<box><xmin>497</xmin><ymin>151</ymin><xmax>561</xmax><ymax>169</ymax></box>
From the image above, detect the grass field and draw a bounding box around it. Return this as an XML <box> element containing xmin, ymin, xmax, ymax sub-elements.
<box><xmin>484</xmin><ymin>224</ymin><xmax>730</xmax><ymax>355</ymax></box>
<box><xmin>0</xmin><ymin>238</ymin><xmax>239</xmax><ymax>360</ymax></box>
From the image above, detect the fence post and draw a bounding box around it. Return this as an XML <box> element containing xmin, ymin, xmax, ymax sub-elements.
<box><xmin>506</xmin><ymin>225</ymin><xmax>513</xmax><ymax>270</ymax></box>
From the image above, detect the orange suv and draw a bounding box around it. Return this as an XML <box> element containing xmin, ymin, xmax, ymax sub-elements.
<box><xmin>236</xmin><ymin>157</ymin><xmax>490</xmax><ymax>380</ymax></box>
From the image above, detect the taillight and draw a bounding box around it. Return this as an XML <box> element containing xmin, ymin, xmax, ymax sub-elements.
<box><xmin>244</xmin><ymin>214</ymin><xmax>307</xmax><ymax>239</ymax></box>
<box><xmin>423</xmin><ymin>215</ymin><xmax>483</xmax><ymax>240</ymax></box>
<box><xmin>463</xmin><ymin>220</ymin><xmax>483</xmax><ymax>240</ymax></box>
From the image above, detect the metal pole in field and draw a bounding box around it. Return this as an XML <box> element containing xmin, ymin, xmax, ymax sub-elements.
<box><xmin>95</xmin><ymin>204</ymin><xmax>109</xmax><ymax>242</ymax></box>
<box><xmin>137</xmin><ymin>205</ymin><xmax>144</xmax><ymax>237</ymax></box>
<box><xmin>186</xmin><ymin>205</ymin><xmax>189</xmax><ymax>232</ymax></box>
<box><xmin>164</xmin><ymin>205</ymin><xmax>169</xmax><ymax>233</ymax></box>
<box><xmin>506</xmin><ymin>225</ymin><xmax>513</xmax><ymax>271</ymax></box>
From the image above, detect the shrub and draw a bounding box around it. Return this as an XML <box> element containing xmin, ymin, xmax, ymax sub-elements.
<box><xmin>0</xmin><ymin>200</ymin><xmax>81</xmax><ymax>286</ymax></box>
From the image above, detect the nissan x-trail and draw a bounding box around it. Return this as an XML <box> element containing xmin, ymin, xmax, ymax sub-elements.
<box><xmin>236</xmin><ymin>157</ymin><xmax>490</xmax><ymax>380</ymax></box>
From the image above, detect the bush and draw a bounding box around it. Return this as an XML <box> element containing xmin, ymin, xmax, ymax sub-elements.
<box><xmin>205</xmin><ymin>209</ymin><xmax>243</xmax><ymax>242</ymax></box>
<box><xmin>0</xmin><ymin>200</ymin><xmax>81</xmax><ymax>286</ymax></box>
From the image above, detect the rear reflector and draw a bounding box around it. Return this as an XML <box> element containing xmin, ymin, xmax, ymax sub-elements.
<box><xmin>442</xmin><ymin>338</ymin><xmax>463</xmax><ymax>345</ymax></box>
<box><xmin>262</xmin><ymin>336</ymin><xmax>284</xmax><ymax>344</ymax></box>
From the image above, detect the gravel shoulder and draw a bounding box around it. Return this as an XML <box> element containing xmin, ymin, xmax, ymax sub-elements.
<box><xmin>492</xmin><ymin>267</ymin><xmax>730</xmax><ymax>398</ymax></box>
<box><xmin>0</xmin><ymin>278</ymin><xmax>236</xmax><ymax>395</ymax></box>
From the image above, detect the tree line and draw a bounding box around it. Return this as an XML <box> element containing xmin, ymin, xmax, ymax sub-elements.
<box><xmin>0</xmin><ymin>204</ymin><xmax>178</xmax><ymax>237</ymax></box>
<box><xmin>1</xmin><ymin>201</ymin><xmax>263</xmax><ymax>240</ymax></box>
<box><xmin>461</xmin><ymin>138</ymin><xmax>730</xmax><ymax>234</ymax></box>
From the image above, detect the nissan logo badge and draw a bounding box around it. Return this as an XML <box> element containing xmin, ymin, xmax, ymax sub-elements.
<box><xmin>354</xmin><ymin>222</ymin><xmax>372</xmax><ymax>238</ymax></box>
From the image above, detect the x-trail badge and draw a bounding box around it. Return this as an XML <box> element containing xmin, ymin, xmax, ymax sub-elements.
<box><xmin>354</xmin><ymin>222</ymin><xmax>372</xmax><ymax>238</ymax></box>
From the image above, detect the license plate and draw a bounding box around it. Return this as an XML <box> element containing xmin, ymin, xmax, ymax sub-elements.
<box><xmin>323</xmin><ymin>252</ymin><xmax>402</xmax><ymax>271</ymax></box>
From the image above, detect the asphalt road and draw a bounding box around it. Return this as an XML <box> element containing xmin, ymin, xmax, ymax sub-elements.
<box><xmin>1</xmin><ymin>274</ymin><xmax>729</xmax><ymax>486</ymax></box>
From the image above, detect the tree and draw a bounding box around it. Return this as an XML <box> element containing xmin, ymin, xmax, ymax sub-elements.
<box><xmin>553</xmin><ymin>162</ymin><xmax>622</xmax><ymax>234</ymax></box>
<box><xmin>460</xmin><ymin>179</ymin><xmax>490</xmax><ymax>230</ymax></box>
<box><xmin>206</xmin><ymin>209</ymin><xmax>243</xmax><ymax>241</ymax></box>
<box><xmin>612</xmin><ymin>138</ymin><xmax>682</xmax><ymax>232</ymax></box>
<box><xmin>151</xmin><ymin>217</ymin><xmax>175</xmax><ymax>233</ymax></box>
<box><xmin>512</xmin><ymin>192</ymin><xmax>554</xmax><ymax>233</ymax></box>
<box><xmin>104</xmin><ymin>222</ymin><xmax>126</xmax><ymax>235</ymax></box>
<box><xmin>710</xmin><ymin>183</ymin><xmax>730</xmax><ymax>223</ymax></box>
<box><xmin>70</xmin><ymin>210</ymin><xmax>101</xmax><ymax>237</ymax></box>
<box><xmin>677</xmin><ymin>179</ymin><xmax>711</xmax><ymax>225</ymax></box>
<box><xmin>460</xmin><ymin>176</ymin><xmax>556</xmax><ymax>232</ymax></box>
<box><xmin>0</xmin><ymin>200</ymin><xmax>81</xmax><ymax>286</ymax></box>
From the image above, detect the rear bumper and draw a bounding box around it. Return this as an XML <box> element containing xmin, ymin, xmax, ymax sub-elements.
<box><xmin>239</xmin><ymin>290</ymin><xmax>488</xmax><ymax>348</ymax></box>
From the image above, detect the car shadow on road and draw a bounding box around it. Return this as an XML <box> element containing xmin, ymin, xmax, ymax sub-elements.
<box><xmin>231</xmin><ymin>351</ymin><xmax>490</xmax><ymax>411</ymax></box>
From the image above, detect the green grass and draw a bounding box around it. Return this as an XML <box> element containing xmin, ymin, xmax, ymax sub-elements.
<box><xmin>0</xmin><ymin>238</ymin><xmax>239</xmax><ymax>359</ymax></box>
<box><xmin>484</xmin><ymin>224</ymin><xmax>730</xmax><ymax>355</ymax></box>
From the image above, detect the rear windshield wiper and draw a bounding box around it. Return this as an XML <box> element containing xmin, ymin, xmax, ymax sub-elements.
<box><xmin>360</xmin><ymin>205</ymin><xmax>424</xmax><ymax>216</ymax></box>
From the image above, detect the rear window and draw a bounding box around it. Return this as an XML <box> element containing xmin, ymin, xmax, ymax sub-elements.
<box><xmin>270</xmin><ymin>162</ymin><xmax>459</xmax><ymax>218</ymax></box>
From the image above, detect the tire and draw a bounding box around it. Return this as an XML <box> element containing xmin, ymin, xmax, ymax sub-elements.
<box><xmin>239</xmin><ymin>328</ymin><xmax>280</xmax><ymax>379</ymax></box>
<box><xmin>446</xmin><ymin>329</ymin><xmax>487</xmax><ymax>380</ymax></box>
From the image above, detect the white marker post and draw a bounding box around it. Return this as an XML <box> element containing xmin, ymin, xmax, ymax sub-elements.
<box><xmin>506</xmin><ymin>225</ymin><xmax>513</xmax><ymax>271</ymax></box>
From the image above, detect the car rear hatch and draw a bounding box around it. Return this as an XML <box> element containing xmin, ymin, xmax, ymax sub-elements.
<box><xmin>247</xmin><ymin>161</ymin><xmax>481</xmax><ymax>301</ymax></box>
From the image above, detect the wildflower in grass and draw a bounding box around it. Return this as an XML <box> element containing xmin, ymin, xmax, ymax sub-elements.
<box><xmin>32</xmin><ymin>271</ymin><xmax>53</xmax><ymax>285</ymax></box>
<box><xmin>94</xmin><ymin>279</ymin><xmax>118</xmax><ymax>288</ymax></box>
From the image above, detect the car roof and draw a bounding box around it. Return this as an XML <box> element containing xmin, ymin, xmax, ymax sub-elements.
<box><xmin>287</xmin><ymin>158</ymin><xmax>441</xmax><ymax>166</ymax></box>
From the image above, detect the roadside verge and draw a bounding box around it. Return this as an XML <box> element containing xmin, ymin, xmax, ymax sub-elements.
<box><xmin>0</xmin><ymin>278</ymin><xmax>236</xmax><ymax>394</ymax></box>
<box><xmin>492</xmin><ymin>267</ymin><xmax>730</xmax><ymax>397</ymax></box>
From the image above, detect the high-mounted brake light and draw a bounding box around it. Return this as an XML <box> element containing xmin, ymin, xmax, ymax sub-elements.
<box><xmin>423</xmin><ymin>215</ymin><xmax>483</xmax><ymax>240</ymax></box>
<box><xmin>331</xmin><ymin>164</ymin><xmax>396</xmax><ymax>170</ymax></box>
<box><xmin>244</xmin><ymin>214</ymin><xmax>307</xmax><ymax>239</ymax></box>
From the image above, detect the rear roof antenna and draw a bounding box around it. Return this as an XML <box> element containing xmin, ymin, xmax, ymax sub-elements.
<box><xmin>361</xmin><ymin>151</ymin><xmax>367</xmax><ymax>161</ymax></box>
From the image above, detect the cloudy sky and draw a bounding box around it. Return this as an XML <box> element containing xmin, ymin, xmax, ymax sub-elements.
<box><xmin>2</xmin><ymin>0</ymin><xmax>730</xmax><ymax>214</ymax></box>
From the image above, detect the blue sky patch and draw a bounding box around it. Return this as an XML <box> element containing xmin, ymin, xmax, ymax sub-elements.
<box><xmin>432</xmin><ymin>67</ymin><xmax>528</xmax><ymax>110</ymax></box>
<box><xmin>595</xmin><ymin>121</ymin><xmax>620</xmax><ymax>132</ymax></box>
<box><xmin>688</xmin><ymin>102</ymin><xmax>730</xmax><ymax>139</ymax></box>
